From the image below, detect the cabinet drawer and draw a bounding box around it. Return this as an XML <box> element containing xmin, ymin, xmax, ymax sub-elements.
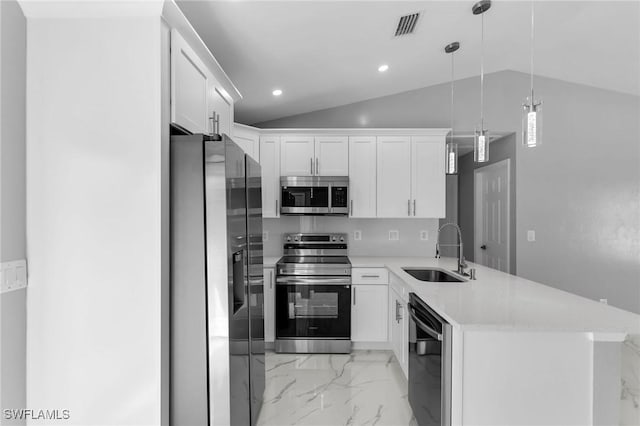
<box><xmin>352</xmin><ymin>268</ymin><xmax>389</xmax><ymax>285</ymax></box>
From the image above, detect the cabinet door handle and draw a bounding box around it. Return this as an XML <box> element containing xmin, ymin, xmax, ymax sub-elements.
<box><xmin>316</xmin><ymin>158</ymin><xmax>319</xmax><ymax>175</ymax></box>
<box><xmin>310</xmin><ymin>158</ymin><xmax>313</xmax><ymax>175</ymax></box>
<box><xmin>413</xmin><ymin>200</ymin><xmax>416</xmax><ymax>216</ymax></box>
<box><xmin>350</xmin><ymin>200</ymin><xmax>353</xmax><ymax>216</ymax></box>
<box><xmin>209</xmin><ymin>110</ymin><xmax>219</xmax><ymax>135</ymax></box>
<box><xmin>353</xmin><ymin>287</ymin><xmax>356</xmax><ymax>305</ymax></box>
<box><xmin>270</xmin><ymin>270</ymin><xmax>273</xmax><ymax>289</ymax></box>
<box><xmin>276</xmin><ymin>199</ymin><xmax>279</xmax><ymax>215</ymax></box>
<box><xmin>407</xmin><ymin>200</ymin><xmax>411</xmax><ymax>216</ymax></box>
<box><xmin>361</xmin><ymin>274</ymin><xmax>380</xmax><ymax>278</ymax></box>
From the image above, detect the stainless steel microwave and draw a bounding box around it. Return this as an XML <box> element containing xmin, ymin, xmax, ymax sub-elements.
<box><xmin>280</xmin><ymin>176</ymin><xmax>349</xmax><ymax>216</ymax></box>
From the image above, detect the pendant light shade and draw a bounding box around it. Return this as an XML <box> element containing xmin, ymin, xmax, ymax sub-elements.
<box><xmin>445</xmin><ymin>41</ymin><xmax>460</xmax><ymax>175</ymax></box>
<box><xmin>522</xmin><ymin>0</ymin><xmax>543</xmax><ymax>147</ymax></box>
<box><xmin>474</xmin><ymin>128</ymin><xmax>490</xmax><ymax>163</ymax></box>
<box><xmin>522</xmin><ymin>98</ymin><xmax>542</xmax><ymax>147</ymax></box>
<box><xmin>473</xmin><ymin>0</ymin><xmax>491</xmax><ymax>163</ymax></box>
<box><xmin>446</xmin><ymin>142</ymin><xmax>458</xmax><ymax>174</ymax></box>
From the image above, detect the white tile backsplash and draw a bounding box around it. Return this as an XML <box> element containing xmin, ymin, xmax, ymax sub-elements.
<box><xmin>263</xmin><ymin>216</ymin><xmax>439</xmax><ymax>258</ymax></box>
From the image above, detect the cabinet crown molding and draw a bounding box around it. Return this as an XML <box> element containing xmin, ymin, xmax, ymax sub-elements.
<box><xmin>256</xmin><ymin>128</ymin><xmax>451</xmax><ymax>137</ymax></box>
<box><xmin>19</xmin><ymin>0</ymin><xmax>164</xmax><ymax>18</ymax></box>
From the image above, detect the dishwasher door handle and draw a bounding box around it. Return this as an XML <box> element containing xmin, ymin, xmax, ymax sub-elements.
<box><xmin>408</xmin><ymin>304</ymin><xmax>443</xmax><ymax>341</ymax></box>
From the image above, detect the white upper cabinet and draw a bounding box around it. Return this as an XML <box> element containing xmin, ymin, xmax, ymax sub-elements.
<box><xmin>171</xmin><ymin>29</ymin><xmax>209</xmax><ymax>134</ymax></box>
<box><xmin>207</xmin><ymin>77</ymin><xmax>232</xmax><ymax>137</ymax></box>
<box><xmin>280</xmin><ymin>136</ymin><xmax>315</xmax><ymax>176</ymax></box>
<box><xmin>232</xmin><ymin>123</ymin><xmax>260</xmax><ymax>161</ymax></box>
<box><xmin>280</xmin><ymin>136</ymin><xmax>348</xmax><ymax>176</ymax></box>
<box><xmin>348</xmin><ymin>136</ymin><xmax>377</xmax><ymax>218</ymax></box>
<box><xmin>377</xmin><ymin>136</ymin><xmax>412</xmax><ymax>218</ymax></box>
<box><xmin>411</xmin><ymin>136</ymin><xmax>446</xmax><ymax>218</ymax></box>
<box><xmin>260</xmin><ymin>136</ymin><xmax>281</xmax><ymax>218</ymax></box>
<box><xmin>171</xmin><ymin>29</ymin><xmax>234</xmax><ymax>137</ymax></box>
<box><xmin>314</xmin><ymin>136</ymin><xmax>349</xmax><ymax>176</ymax></box>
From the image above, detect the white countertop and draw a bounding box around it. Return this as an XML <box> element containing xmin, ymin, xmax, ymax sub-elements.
<box><xmin>349</xmin><ymin>256</ymin><xmax>640</xmax><ymax>340</ymax></box>
<box><xmin>264</xmin><ymin>257</ymin><xmax>279</xmax><ymax>268</ymax></box>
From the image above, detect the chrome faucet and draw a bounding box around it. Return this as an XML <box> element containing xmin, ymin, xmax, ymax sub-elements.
<box><xmin>435</xmin><ymin>223</ymin><xmax>469</xmax><ymax>276</ymax></box>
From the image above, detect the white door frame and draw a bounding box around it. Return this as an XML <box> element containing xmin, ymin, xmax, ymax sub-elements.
<box><xmin>474</xmin><ymin>159</ymin><xmax>511</xmax><ymax>273</ymax></box>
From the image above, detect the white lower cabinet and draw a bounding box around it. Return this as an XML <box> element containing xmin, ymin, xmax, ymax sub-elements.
<box><xmin>389</xmin><ymin>284</ymin><xmax>408</xmax><ymax>378</ymax></box>
<box><xmin>351</xmin><ymin>283</ymin><xmax>388</xmax><ymax>342</ymax></box>
<box><xmin>264</xmin><ymin>267</ymin><xmax>275</xmax><ymax>343</ymax></box>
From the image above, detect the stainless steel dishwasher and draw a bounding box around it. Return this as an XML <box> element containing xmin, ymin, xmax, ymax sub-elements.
<box><xmin>407</xmin><ymin>293</ymin><xmax>452</xmax><ymax>426</ymax></box>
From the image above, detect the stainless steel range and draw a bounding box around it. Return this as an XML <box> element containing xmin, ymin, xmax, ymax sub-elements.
<box><xmin>275</xmin><ymin>233</ymin><xmax>351</xmax><ymax>353</ymax></box>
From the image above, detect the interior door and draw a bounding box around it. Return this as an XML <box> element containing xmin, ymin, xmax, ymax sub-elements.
<box><xmin>474</xmin><ymin>159</ymin><xmax>511</xmax><ymax>273</ymax></box>
<box><xmin>315</xmin><ymin>136</ymin><xmax>348</xmax><ymax>176</ymax></box>
<box><xmin>377</xmin><ymin>136</ymin><xmax>411</xmax><ymax>218</ymax></box>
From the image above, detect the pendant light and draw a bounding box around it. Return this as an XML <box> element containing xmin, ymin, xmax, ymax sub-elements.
<box><xmin>522</xmin><ymin>0</ymin><xmax>542</xmax><ymax>147</ymax></box>
<box><xmin>445</xmin><ymin>41</ymin><xmax>460</xmax><ymax>175</ymax></box>
<box><xmin>473</xmin><ymin>0</ymin><xmax>491</xmax><ymax>163</ymax></box>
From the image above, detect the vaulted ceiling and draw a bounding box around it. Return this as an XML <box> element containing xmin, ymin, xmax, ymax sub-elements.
<box><xmin>177</xmin><ymin>1</ymin><xmax>640</xmax><ymax>125</ymax></box>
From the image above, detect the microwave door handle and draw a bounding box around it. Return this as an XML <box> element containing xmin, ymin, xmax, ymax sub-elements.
<box><xmin>408</xmin><ymin>304</ymin><xmax>443</xmax><ymax>341</ymax></box>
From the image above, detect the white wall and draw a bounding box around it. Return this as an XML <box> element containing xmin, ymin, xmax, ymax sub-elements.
<box><xmin>0</xmin><ymin>1</ymin><xmax>27</xmax><ymax>424</ymax></box>
<box><xmin>24</xmin><ymin>10</ymin><xmax>164</xmax><ymax>425</ymax></box>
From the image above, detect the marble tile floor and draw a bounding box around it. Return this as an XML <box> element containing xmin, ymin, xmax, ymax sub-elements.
<box><xmin>257</xmin><ymin>350</ymin><xmax>416</xmax><ymax>426</ymax></box>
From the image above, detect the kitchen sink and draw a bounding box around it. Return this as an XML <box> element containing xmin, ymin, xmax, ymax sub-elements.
<box><xmin>402</xmin><ymin>268</ymin><xmax>465</xmax><ymax>283</ymax></box>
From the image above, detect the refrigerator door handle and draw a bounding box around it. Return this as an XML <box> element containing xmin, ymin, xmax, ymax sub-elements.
<box><xmin>232</xmin><ymin>250</ymin><xmax>245</xmax><ymax>314</ymax></box>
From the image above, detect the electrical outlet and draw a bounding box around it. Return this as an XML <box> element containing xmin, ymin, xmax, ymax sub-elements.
<box><xmin>389</xmin><ymin>230</ymin><xmax>399</xmax><ymax>241</ymax></box>
<box><xmin>420</xmin><ymin>230</ymin><xmax>429</xmax><ymax>241</ymax></box>
<box><xmin>262</xmin><ymin>231</ymin><xmax>268</xmax><ymax>241</ymax></box>
<box><xmin>599</xmin><ymin>298</ymin><xmax>608</xmax><ymax>304</ymax></box>
<box><xmin>354</xmin><ymin>230</ymin><xmax>362</xmax><ymax>241</ymax></box>
<box><xmin>527</xmin><ymin>230</ymin><xmax>536</xmax><ymax>242</ymax></box>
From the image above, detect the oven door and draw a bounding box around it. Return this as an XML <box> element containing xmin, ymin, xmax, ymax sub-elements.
<box><xmin>280</xmin><ymin>185</ymin><xmax>329</xmax><ymax>215</ymax></box>
<box><xmin>275</xmin><ymin>276</ymin><xmax>351</xmax><ymax>339</ymax></box>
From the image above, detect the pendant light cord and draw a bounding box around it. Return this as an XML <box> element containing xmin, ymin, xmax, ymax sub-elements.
<box><xmin>530</xmin><ymin>0</ymin><xmax>535</xmax><ymax>99</ymax></box>
<box><xmin>480</xmin><ymin>10</ymin><xmax>485</xmax><ymax>130</ymax></box>
<box><xmin>451</xmin><ymin>51</ymin><xmax>455</xmax><ymax>141</ymax></box>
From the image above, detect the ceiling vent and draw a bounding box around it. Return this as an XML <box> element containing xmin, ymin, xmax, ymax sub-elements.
<box><xmin>394</xmin><ymin>12</ymin><xmax>420</xmax><ymax>37</ymax></box>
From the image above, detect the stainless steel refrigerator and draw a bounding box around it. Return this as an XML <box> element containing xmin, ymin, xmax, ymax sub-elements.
<box><xmin>170</xmin><ymin>134</ymin><xmax>265</xmax><ymax>426</ymax></box>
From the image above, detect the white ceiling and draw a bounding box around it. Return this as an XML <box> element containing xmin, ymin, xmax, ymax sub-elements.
<box><xmin>177</xmin><ymin>1</ymin><xmax>640</xmax><ymax>125</ymax></box>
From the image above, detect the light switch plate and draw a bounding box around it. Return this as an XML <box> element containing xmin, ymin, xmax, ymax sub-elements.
<box><xmin>527</xmin><ymin>230</ymin><xmax>536</xmax><ymax>242</ymax></box>
<box><xmin>389</xmin><ymin>230</ymin><xmax>399</xmax><ymax>241</ymax></box>
<box><xmin>1</xmin><ymin>259</ymin><xmax>28</xmax><ymax>294</ymax></box>
<box><xmin>420</xmin><ymin>230</ymin><xmax>429</xmax><ymax>241</ymax></box>
<box><xmin>354</xmin><ymin>230</ymin><xmax>362</xmax><ymax>241</ymax></box>
<box><xmin>263</xmin><ymin>231</ymin><xmax>268</xmax><ymax>241</ymax></box>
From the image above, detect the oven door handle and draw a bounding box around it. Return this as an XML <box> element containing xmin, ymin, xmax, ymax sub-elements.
<box><xmin>408</xmin><ymin>304</ymin><xmax>443</xmax><ymax>341</ymax></box>
<box><xmin>276</xmin><ymin>276</ymin><xmax>351</xmax><ymax>286</ymax></box>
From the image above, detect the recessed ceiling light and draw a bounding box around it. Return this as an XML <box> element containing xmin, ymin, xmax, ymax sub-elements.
<box><xmin>272</xmin><ymin>89</ymin><xmax>283</xmax><ymax>96</ymax></box>
<box><xmin>378</xmin><ymin>64</ymin><xmax>389</xmax><ymax>73</ymax></box>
